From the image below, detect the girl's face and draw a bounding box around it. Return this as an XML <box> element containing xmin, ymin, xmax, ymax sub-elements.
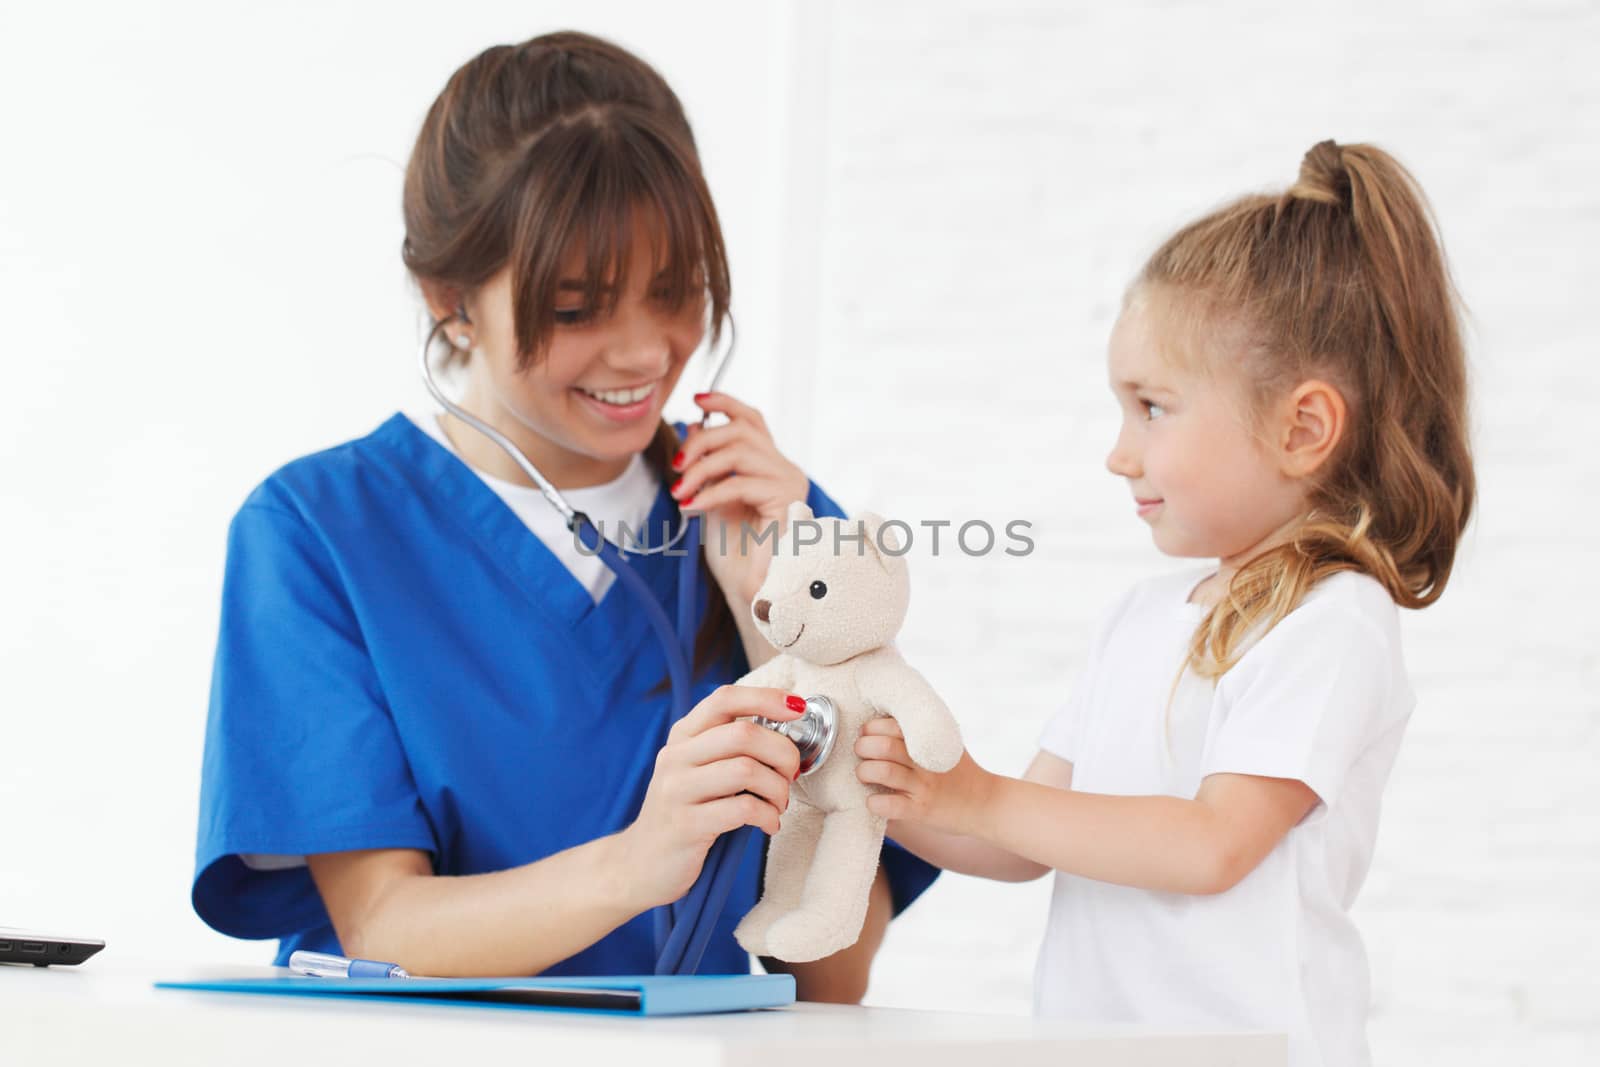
<box><xmin>451</xmin><ymin>212</ymin><xmax>708</xmax><ymax>482</ymax></box>
<box><xmin>1103</xmin><ymin>293</ymin><xmax>1309</xmax><ymax>565</ymax></box>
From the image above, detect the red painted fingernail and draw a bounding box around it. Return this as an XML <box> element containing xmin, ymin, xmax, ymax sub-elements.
<box><xmin>680</xmin><ymin>495</ymin><xmax>695</xmax><ymax>508</ymax></box>
<box><xmin>671</xmin><ymin>477</ymin><xmax>684</xmax><ymax>495</ymax></box>
<box><xmin>786</xmin><ymin>695</ymin><xmax>806</xmax><ymax>713</ymax></box>
<box><xmin>671</xmin><ymin>450</ymin><xmax>685</xmax><ymax>470</ymax></box>
<box><xmin>793</xmin><ymin>766</ymin><xmax>803</xmax><ymax>781</ymax></box>
<box><xmin>694</xmin><ymin>392</ymin><xmax>711</xmax><ymax>402</ymax></box>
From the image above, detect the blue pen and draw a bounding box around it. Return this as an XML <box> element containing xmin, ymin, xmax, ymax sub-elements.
<box><xmin>288</xmin><ymin>950</ymin><xmax>411</xmax><ymax>979</ymax></box>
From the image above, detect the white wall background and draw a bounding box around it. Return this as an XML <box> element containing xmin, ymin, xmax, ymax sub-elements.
<box><xmin>3</xmin><ymin>2</ymin><xmax>1595</xmax><ymax>1063</ymax></box>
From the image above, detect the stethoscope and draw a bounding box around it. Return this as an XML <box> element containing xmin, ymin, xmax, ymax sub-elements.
<box><xmin>418</xmin><ymin>310</ymin><xmax>839</xmax><ymax>975</ymax></box>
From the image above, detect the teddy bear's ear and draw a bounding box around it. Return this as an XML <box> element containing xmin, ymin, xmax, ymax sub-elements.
<box><xmin>776</xmin><ymin>500</ymin><xmax>818</xmax><ymax>558</ymax></box>
<box><xmin>857</xmin><ymin>512</ymin><xmax>908</xmax><ymax>576</ymax></box>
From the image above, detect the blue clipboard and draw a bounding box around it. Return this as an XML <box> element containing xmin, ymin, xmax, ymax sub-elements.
<box><xmin>154</xmin><ymin>973</ymin><xmax>795</xmax><ymax>1017</ymax></box>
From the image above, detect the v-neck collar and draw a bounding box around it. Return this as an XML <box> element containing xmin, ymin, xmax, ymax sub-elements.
<box><xmin>364</xmin><ymin>414</ymin><xmax>690</xmax><ymax>673</ymax></box>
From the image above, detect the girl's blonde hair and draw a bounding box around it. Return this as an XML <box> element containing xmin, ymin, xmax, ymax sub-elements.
<box><xmin>1140</xmin><ymin>141</ymin><xmax>1475</xmax><ymax>683</ymax></box>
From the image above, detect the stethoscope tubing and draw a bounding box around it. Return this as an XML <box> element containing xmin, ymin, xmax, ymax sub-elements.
<box><xmin>418</xmin><ymin>314</ymin><xmax>753</xmax><ymax>976</ymax></box>
<box><xmin>577</xmin><ymin>513</ymin><xmax>750</xmax><ymax>976</ymax></box>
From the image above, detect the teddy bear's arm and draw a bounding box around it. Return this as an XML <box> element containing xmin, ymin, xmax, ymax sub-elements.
<box><xmin>856</xmin><ymin>653</ymin><xmax>964</xmax><ymax>773</ymax></box>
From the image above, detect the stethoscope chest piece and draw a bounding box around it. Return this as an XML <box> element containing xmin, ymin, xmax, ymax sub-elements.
<box><xmin>756</xmin><ymin>694</ymin><xmax>839</xmax><ymax>777</ymax></box>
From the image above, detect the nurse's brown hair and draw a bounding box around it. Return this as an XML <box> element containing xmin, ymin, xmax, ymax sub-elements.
<box><xmin>1139</xmin><ymin>141</ymin><xmax>1475</xmax><ymax>681</ymax></box>
<box><xmin>401</xmin><ymin>31</ymin><xmax>738</xmax><ymax>684</ymax></box>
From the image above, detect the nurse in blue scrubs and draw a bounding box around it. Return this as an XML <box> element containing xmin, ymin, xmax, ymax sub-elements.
<box><xmin>191</xmin><ymin>31</ymin><xmax>937</xmax><ymax>1000</ymax></box>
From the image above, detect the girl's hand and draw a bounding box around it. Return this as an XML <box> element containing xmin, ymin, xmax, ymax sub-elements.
<box><xmin>855</xmin><ymin>718</ymin><xmax>993</xmax><ymax>837</ymax></box>
<box><xmin>670</xmin><ymin>392</ymin><xmax>810</xmax><ymax>605</ymax></box>
<box><xmin>620</xmin><ymin>685</ymin><xmax>806</xmax><ymax>910</ymax></box>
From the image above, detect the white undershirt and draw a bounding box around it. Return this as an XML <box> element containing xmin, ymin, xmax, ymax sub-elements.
<box><xmin>405</xmin><ymin>409</ymin><xmax>663</xmax><ymax>604</ymax></box>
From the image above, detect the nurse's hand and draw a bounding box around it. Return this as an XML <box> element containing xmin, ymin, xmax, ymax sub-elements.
<box><xmin>620</xmin><ymin>685</ymin><xmax>807</xmax><ymax>910</ymax></box>
<box><xmin>670</xmin><ymin>392</ymin><xmax>810</xmax><ymax>605</ymax></box>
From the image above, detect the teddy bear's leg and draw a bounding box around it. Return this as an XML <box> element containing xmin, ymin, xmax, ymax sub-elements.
<box><xmin>733</xmin><ymin>800</ymin><xmax>825</xmax><ymax>956</ymax></box>
<box><xmin>761</xmin><ymin>806</ymin><xmax>888</xmax><ymax>963</ymax></box>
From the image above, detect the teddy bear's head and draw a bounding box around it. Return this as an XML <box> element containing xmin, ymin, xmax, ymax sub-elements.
<box><xmin>749</xmin><ymin>501</ymin><xmax>910</xmax><ymax>666</ymax></box>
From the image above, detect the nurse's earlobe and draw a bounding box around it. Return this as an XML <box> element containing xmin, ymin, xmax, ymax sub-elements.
<box><xmin>449</xmin><ymin>303</ymin><xmax>474</xmax><ymax>350</ymax></box>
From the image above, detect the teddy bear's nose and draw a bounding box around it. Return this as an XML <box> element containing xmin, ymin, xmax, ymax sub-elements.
<box><xmin>753</xmin><ymin>598</ymin><xmax>771</xmax><ymax>622</ymax></box>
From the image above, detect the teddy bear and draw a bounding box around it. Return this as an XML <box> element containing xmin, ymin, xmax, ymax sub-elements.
<box><xmin>732</xmin><ymin>500</ymin><xmax>963</xmax><ymax>963</ymax></box>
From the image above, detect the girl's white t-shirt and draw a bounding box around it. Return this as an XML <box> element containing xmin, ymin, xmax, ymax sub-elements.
<box><xmin>1034</xmin><ymin>564</ymin><xmax>1415</xmax><ymax>1067</ymax></box>
<box><xmin>406</xmin><ymin>409</ymin><xmax>662</xmax><ymax>603</ymax></box>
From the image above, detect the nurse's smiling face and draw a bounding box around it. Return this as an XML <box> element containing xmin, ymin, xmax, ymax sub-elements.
<box><xmin>431</xmin><ymin>210</ymin><xmax>708</xmax><ymax>490</ymax></box>
<box><xmin>1103</xmin><ymin>288</ymin><xmax>1309</xmax><ymax>564</ymax></box>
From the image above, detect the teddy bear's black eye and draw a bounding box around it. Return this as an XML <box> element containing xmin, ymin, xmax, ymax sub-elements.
<box><xmin>809</xmin><ymin>580</ymin><xmax>827</xmax><ymax>600</ymax></box>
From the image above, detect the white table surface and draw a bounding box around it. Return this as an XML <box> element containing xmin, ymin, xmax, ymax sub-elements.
<box><xmin>5</xmin><ymin>958</ymin><xmax>1288</xmax><ymax>1066</ymax></box>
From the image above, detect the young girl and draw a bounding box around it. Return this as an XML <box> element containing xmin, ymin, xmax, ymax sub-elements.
<box><xmin>192</xmin><ymin>30</ymin><xmax>937</xmax><ymax>997</ymax></box>
<box><xmin>855</xmin><ymin>140</ymin><xmax>1473</xmax><ymax>1064</ymax></box>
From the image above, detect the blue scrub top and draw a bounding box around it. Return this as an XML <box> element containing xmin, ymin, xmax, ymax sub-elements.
<box><xmin>193</xmin><ymin>413</ymin><xmax>939</xmax><ymax>973</ymax></box>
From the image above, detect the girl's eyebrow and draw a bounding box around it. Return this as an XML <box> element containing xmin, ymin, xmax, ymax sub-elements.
<box><xmin>1112</xmin><ymin>377</ymin><xmax>1176</xmax><ymax>395</ymax></box>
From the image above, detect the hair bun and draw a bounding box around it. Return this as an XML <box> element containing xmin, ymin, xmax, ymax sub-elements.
<box><xmin>1289</xmin><ymin>139</ymin><xmax>1353</xmax><ymax>208</ymax></box>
